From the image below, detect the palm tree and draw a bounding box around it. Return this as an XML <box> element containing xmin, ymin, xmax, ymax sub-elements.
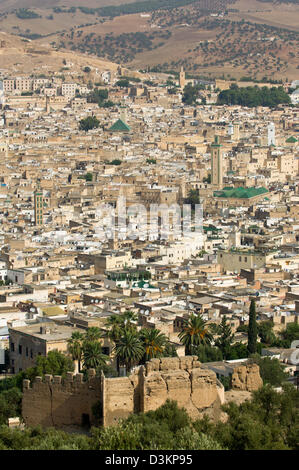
<box><xmin>178</xmin><ymin>313</ymin><xmax>212</xmax><ymax>355</ymax></box>
<box><xmin>114</xmin><ymin>330</ymin><xmax>144</xmax><ymax>373</ymax></box>
<box><xmin>139</xmin><ymin>328</ymin><xmax>168</xmax><ymax>362</ymax></box>
<box><xmin>105</xmin><ymin>314</ymin><xmax>124</xmax><ymax>343</ymax></box>
<box><xmin>67</xmin><ymin>331</ymin><xmax>84</xmax><ymax>373</ymax></box>
<box><xmin>122</xmin><ymin>310</ymin><xmax>138</xmax><ymax>332</ymax></box>
<box><xmin>84</xmin><ymin>327</ymin><xmax>102</xmax><ymax>342</ymax></box>
<box><xmin>104</xmin><ymin>314</ymin><xmax>126</xmax><ymax>373</ymax></box>
<box><xmin>82</xmin><ymin>341</ymin><xmax>107</xmax><ymax>370</ymax></box>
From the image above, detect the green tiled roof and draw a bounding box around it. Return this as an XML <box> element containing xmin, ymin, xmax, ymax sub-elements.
<box><xmin>109</xmin><ymin>119</ymin><xmax>130</xmax><ymax>132</ymax></box>
<box><xmin>286</xmin><ymin>136</ymin><xmax>297</xmax><ymax>143</ymax></box>
<box><xmin>214</xmin><ymin>186</ymin><xmax>268</xmax><ymax>199</ymax></box>
<box><xmin>203</xmin><ymin>225</ymin><xmax>220</xmax><ymax>232</ymax></box>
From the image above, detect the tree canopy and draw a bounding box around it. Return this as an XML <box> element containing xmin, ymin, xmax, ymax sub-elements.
<box><xmin>217</xmin><ymin>85</ymin><xmax>291</xmax><ymax>108</ymax></box>
<box><xmin>79</xmin><ymin>116</ymin><xmax>100</xmax><ymax>131</ymax></box>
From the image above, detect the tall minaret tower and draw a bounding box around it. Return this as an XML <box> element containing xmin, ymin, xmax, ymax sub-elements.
<box><xmin>267</xmin><ymin>122</ymin><xmax>275</xmax><ymax>146</ymax></box>
<box><xmin>45</xmin><ymin>95</ymin><xmax>50</xmax><ymax>114</ymax></box>
<box><xmin>179</xmin><ymin>66</ymin><xmax>186</xmax><ymax>90</ymax></box>
<box><xmin>211</xmin><ymin>135</ymin><xmax>223</xmax><ymax>189</ymax></box>
<box><xmin>120</xmin><ymin>99</ymin><xmax>127</xmax><ymax>124</ymax></box>
<box><xmin>233</xmin><ymin>122</ymin><xmax>240</xmax><ymax>141</ymax></box>
<box><xmin>34</xmin><ymin>181</ymin><xmax>44</xmax><ymax>226</ymax></box>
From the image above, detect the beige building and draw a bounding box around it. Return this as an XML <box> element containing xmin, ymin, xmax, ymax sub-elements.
<box><xmin>217</xmin><ymin>249</ymin><xmax>276</xmax><ymax>273</ymax></box>
<box><xmin>8</xmin><ymin>322</ymin><xmax>80</xmax><ymax>373</ymax></box>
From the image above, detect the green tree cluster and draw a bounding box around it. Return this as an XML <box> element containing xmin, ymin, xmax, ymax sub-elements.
<box><xmin>182</xmin><ymin>83</ymin><xmax>203</xmax><ymax>105</ymax></box>
<box><xmin>79</xmin><ymin>116</ymin><xmax>100</xmax><ymax>131</ymax></box>
<box><xmin>195</xmin><ymin>383</ymin><xmax>299</xmax><ymax>450</ymax></box>
<box><xmin>16</xmin><ymin>9</ymin><xmax>41</xmax><ymax>19</ymax></box>
<box><xmin>87</xmin><ymin>88</ymin><xmax>114</xmax><ymax>108</ymax></box>
<box><xmin>115</xmin><ymin>79</ymin><xmax>130</xmax><ymax>88</ymax></box>
<box><xmin>217</xmin><ymin>85</ymin><xmax>291</xmax><ymax>107</ymax></box>
<box><xmin>98</xmin><ymin>0</ymin><xmax>199</xmax><ymax>18</ymax></box>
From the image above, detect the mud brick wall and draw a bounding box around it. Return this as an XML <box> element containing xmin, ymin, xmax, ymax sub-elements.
<box><xmin>22</xmin><ymin>369</ymin><xmax>102</xmax><ymax>429</ymax></box>
<box><xmin>23</xmin><ymin>357</ymin><xmax>261</xmax><ymax>429</ymax></box>
<box><xmin>102</xmin><ymin>376</ymin><xmax>138</xmax><ymax>427</ymax></box>
<box><xmin>231</xmin><ymin>363</ymin><xmax>263</xmax><ymax>392</ymax></box>
<box><xmin>142</xmin><ymin>356</ymin><xmax>223</xmax><ymax>419</ymax></box>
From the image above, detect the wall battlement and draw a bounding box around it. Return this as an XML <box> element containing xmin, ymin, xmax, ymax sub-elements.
<box><xmin>23</xmin><ymin>369</ymin><xmax>98</xmax><ymax>390</ymax></box>
<box><xmin>22</xmin><ymin>357</ymin><xmax>261</xmax><ymax>429</ymax></box>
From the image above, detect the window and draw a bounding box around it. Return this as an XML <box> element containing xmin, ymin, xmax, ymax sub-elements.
<box><xmin>26</xmin><ymin>347</ymin><xmax>28</xmax><ymax>357</ymax></box>
<box><xmin>239</xmin><ymin>256</ymin><xmax>242</xmax><ymax>262</ymax></box>
<box><xmin>19</xmin><ymin>345</ymin><xmax>22</xmax><ymax>355</ymax></box>
<box><xmin>102</xmin><ymin>347</ymin><xmax>110</xmax><ymax>356</ymax></box>
<box><xmin>11</xmin><ymin>342</ymin><xmax>14</xmax><ymax>352</ymax></box>
<box><xmin>30</xmin><ymin>349</ymin><xmax>33</xmax><ymax>359</ymax></box>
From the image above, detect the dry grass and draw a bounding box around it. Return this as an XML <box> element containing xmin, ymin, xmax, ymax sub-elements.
<box><xmin>0</xmin><ymin>0</ymin><xmax>298</xmax><ymax>80</ymax></box>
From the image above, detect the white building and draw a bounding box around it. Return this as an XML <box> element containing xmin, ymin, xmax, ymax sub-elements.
<box><xmin>290</xmin><ymin>88</ymin><xmax>299</xmax><ymax>105</ymax></box>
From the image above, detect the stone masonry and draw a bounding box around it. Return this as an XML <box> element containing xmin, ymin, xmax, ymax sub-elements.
<box><xmin>22</xmin><ymin>357</ymin><xmax>261</xmax><ymax>429</ymax></box>
<box><xmin>231</xmin><ymin>363</ymin><xmax>263</xmax><ymax>392</ymax></box>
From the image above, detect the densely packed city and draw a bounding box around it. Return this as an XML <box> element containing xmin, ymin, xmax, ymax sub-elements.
<box><xmin>0</xmin><ymin>21</ymin><xmax>298</xmax><ymax>452</ymax></box>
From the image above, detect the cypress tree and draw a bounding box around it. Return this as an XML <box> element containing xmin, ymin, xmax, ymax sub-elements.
<box><xmin>247</xmin><ymin>299</ymin><xmax>258</xmax><ymax>354</ymax></box>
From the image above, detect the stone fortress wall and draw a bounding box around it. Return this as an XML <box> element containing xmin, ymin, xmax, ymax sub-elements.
<box><xmin>22</xmin><ymin>357</ymin><xmax>262</xmax><ymax>429</ymax></box>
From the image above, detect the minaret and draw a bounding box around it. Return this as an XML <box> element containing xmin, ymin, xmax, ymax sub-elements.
<box><xmin>120</xmin><ymin>100</ymin><xmax>127</xmax><ymax>124</ymax></box>
<box><xmin>45</xmin><ymin>95</ymin><xmax>50</xmax><ymax>114</ymax></box>
<box><xmin>179</xmin><ymin>66</ymin><xmax>186</xmax><ymax>90</ymax></box>
<box><xmin>228</xmin><ymin>122</ymin><xmax>234</xmax><ymax>137</ymax></box>
<box><xmin>34</xmin><ymin>181</ymin><xmax>43</xmax><ymax>226</ymax></box>
<box><xmin>211</xmin><ymin>135</ymin><xmax>223</xmax><ymax>189</ymax></box>
<box><xmin>267</xmin><ymin>122</ymin><xmax>275</xmax><ymax>146</ymax></box>
<box><xmin>233</xmin><ymin>122</ymin><xmax>240</xmax><ymax>141</ymax></box>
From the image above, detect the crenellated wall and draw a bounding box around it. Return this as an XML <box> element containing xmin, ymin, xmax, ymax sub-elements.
<box><xmin>23</xmin><ymin>356</ymin><xmax>261</xmax><ymax>429</ymax></box>
<box><xmin>22</xmin><ymin>369</ymin><xmax>102</xmax><ymax>429</ymax></box>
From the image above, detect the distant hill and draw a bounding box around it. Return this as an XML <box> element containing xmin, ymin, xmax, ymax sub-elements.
<box><xmin>0</xmin><ymin>0</ymin><xmax>298</xmax><ymax>81</ymax></box>
<box><xmin>0</xmin><ymin>30</ymin><xmax>119</xmax><ymax>75</ymax></box>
